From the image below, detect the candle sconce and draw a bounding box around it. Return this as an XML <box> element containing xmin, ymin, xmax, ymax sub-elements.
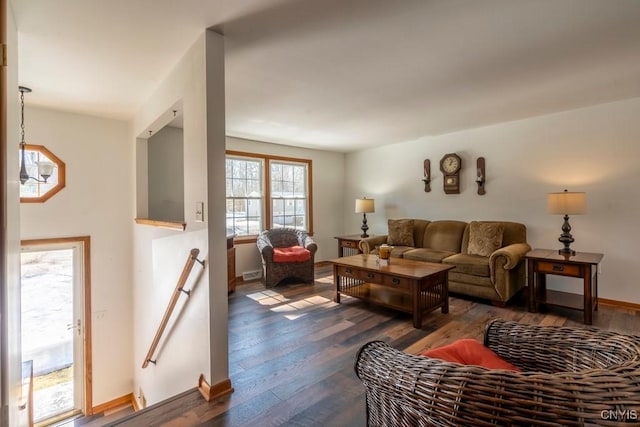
<box><xmin>476</xmin><ymin>157</ymin><xmax>486</xmax><ymax>195</ymax></box>
<box><xmin>422</xmin><ymin>159</ymin><xmax>431</xmax><ymax>192</ymax></box>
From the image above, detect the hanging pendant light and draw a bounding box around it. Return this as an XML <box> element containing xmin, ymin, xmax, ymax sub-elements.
<box><xmin>19</xmin><ymin>86</ymin><xmax>53</xmax><ymax>185</ymax></box>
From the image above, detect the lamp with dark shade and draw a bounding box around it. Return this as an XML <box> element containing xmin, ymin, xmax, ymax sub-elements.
<box><xmin>355</xmin><ymin>197</ymin><xmax>375</xmax><ymax>238</ymax></box>
<box><xmin>547</xmin><ymin>189</ymin><xmax>586</xmax><ymax>256</ymax></box>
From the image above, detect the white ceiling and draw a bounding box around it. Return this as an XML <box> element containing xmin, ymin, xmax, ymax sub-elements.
<box><xmin>13</xmin><ymin>0</ymin><xmax>640</xmax><ymax>152</ymax></box>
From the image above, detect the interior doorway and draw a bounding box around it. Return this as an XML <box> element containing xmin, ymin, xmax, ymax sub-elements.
<box><xmin>20</xmin><ymin>237</ymin><xmax>92</xmax><ymax>425</ymax></box>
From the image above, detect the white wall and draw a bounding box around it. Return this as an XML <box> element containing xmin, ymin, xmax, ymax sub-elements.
<box><xmin>226</xmin><ymin>136</ymin><xmax>346</xmax><ymax>277</ymax></box>
<box><xmin>147</xmin><ymin>126</ymin><xmax>184</xmax><ymax>222</ymax></box>
<box><xmin>19</xmin><ymin>107</ymin><xmax>133</xmax><ymax>406</ymax></box>
<box><xmin>204</xmin><ymin>30</ymin><xmax>229</xmax><ymax>390</ymax></box>
<box><xmin>132</xmin><ymin>30</ymin><xmax>228</xmax><ymax>406</ymax></box>
<box><xmin>345</xmin><ymin>97</ymin><xmax>640</xmax><ymax>303</ymax></box>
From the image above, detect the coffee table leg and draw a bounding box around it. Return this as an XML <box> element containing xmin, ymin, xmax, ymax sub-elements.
<box><xmin>442</xmin><ymin>273</ymin><xmax>449</xmax><ymax>314</ymax></box>
<box><xmin>412</xmin><ymin>314</ymin><xmax>421</xmax><ymax>328</ymax></box>
<box><xmin>412</xmin><ymin>306</ymin><xmax>421</xmax><ymax>328</ymax></box>
<box><xmin>412</xmin><ymin>283</ymin><xmax>422</xmax><ymax>328</ymax></box>
<box><xmin>333</xmin><ymin>265</ymin><xmax>341</xmax><ymax>303</ymax></box>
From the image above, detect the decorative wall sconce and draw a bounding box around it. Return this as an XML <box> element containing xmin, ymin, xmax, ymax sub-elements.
<box><xmin>476</xmin><ymin>157</ymin><xmax>486</xmax><ymax>195</ymax></box>
<box><xmin>422</xmin><ymin>159</ymin><xmax>431</xmax><ymax>192</ymax></box>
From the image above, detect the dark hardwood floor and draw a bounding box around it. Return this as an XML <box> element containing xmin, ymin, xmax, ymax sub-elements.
<box><xmin>56</xmin><ymin>404</ymin><xmax>135</xmax><ymax>427</ymax></box>
<box><xmin>104</xmin><ymin>263</ymin><xmax>638</xmax><ymax>426</ymax></box>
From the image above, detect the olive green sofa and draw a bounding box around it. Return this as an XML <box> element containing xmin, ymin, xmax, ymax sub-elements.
<box><xmin>359</xmin><ymin>219</ymin><xmax>530</xmax><ymax>305</ymax></box>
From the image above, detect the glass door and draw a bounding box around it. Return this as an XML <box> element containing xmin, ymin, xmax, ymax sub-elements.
<box><xmin>21</xmin><ymin>242</ymin><xmax>85</xmax><ymax>424</ymax></box>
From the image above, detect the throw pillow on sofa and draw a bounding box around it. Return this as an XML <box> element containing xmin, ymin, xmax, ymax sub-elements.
<box><xmin>467</xmin><ymin>221</ymin><xmax>504</xmax><ymax>257</ymax></box>
<box><xmin>387</xmin><ymin>219</ymin><xmax>415</xmax><ymax>246</ymax></box>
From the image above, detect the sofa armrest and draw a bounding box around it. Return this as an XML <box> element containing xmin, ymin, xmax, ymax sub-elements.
<box><xmin>359</xmin><ymin>235</ymin><xmax>388</xmax><ymax>254</ymax></box>
<box><xmin>486</xmin><ymin>243</ymin><xmax>530</xmax><ymax>302</ymax></box>
<box><xmin>489</xmin><ymin>243</ymin><xmax>531</xmax><ymax>270</ymax></box>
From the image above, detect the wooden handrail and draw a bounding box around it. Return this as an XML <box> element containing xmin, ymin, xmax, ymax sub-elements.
<box><xmin>142</xmin><ymin>248</ymin><xmax>204</xmax><ymax>368</ymax></box>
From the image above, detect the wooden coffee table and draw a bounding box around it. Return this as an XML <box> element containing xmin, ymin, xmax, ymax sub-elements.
<box><xmin>330</xmin><ymin>254</ymin><xmax>454</xmax><ymax>328</ymax></box>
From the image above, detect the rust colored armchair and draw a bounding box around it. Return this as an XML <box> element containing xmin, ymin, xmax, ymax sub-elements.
<box><xmin>256</xmin><ymin>228</ymin><xmax>317</xmax><ymax>288</ymax></box>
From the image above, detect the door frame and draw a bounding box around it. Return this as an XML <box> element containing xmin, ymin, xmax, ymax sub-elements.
<box><xmin>20</xmin><ymin>236</ymin><xmax>93</xmax><ymax>416</ymax></box>
<box><xmin>1</xmin><ymin>0</ymin><xmax>9</xmax><ymax>422</ymax></box>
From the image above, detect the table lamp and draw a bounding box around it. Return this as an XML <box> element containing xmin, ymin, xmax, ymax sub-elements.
<box><xmin>547</xmin><ymin>189</ymin><xmax>586</xmax><ymax>256</ymax></box>
<box><xmin>355</xmin><ymin>197</ymin><xmax>375</xmax><ymax>238</ymax></box>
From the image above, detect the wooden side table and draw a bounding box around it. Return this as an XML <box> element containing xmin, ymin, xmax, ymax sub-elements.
<box><xmin>334</xmin><ymin>234</ymin><xmax>364</xmax><ymax>257</ymax></box>
<box><xmin>526</xmin><ymin>248</ymin><xmax>603</xmax><ymax>325</ymax></box>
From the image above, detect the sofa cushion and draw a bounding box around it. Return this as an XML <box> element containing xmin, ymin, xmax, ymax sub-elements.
<box><xmin>273</xmin><ymin>246</ymin><xmax>311</xmax><ymax>263</ymax></box>
<box><xmin>403</xmin><ymin>248</ymin><xmax>456</xmax><ymax>263</ymax></box>
<box><xmin>443</xmin><ymin>253</ymin><xmax>490</xmax><ymax>277</ymax></box>
<box><xmin>467</xmin><ymin>221</ymin><xmax>504</xmax><ymax>257</ymax></box>
<box><xmin>448</xmin><ymin>271</ymin><xmax>492</xmax><ymax>287</ymax></box>
<box><xmin>422</xmin><ymin>220</ymin><xmax>467</xmax><ymax>253</ymax></box>
<box><xmin>410</xmin><ymin>219</ymin><xmax>431</xmax><ymax>248</ymax></box>
<box><xmin>389</xmin><ymin>246</ymin><xmax>415</xmax><ymax>258</ymax></box>
<box><xmin>420</xmin><ymin>338</ymin><xmax>521</xmax><ymax>371</ymax></box>
<box><xmin>388</xmin><ymin>219</ymin><xmax>415</xmax><ymax>246</ymax></box>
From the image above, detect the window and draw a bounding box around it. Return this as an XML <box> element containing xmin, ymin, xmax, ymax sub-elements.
<box><xmin>19</xmin><ymin>144</ymin><xmax>66</xmax><ymax>203</ymax></box>
<box><xmin>225</xmin><ymin>156</ymin><xmax>264</xmax><ymax>236</ymax></box>
<box><xmin>226</xmin><ymin>151</ymin><xmax>312</xmax><ymax>239</ymax></box>
<box><xmin>270</xmin><ymin>161</ymin><xmax>308</xmax><ymax>230</ymax></box>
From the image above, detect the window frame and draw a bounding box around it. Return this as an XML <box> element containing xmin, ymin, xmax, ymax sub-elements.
<box><xmin>19</xmin><ymin>144</ymin><xmax>66</xmax><ymax>203</ymax></box>
<box><xmin>225</xmin><ymin>154</ymin><xmax>265</xmax><ymax>238</ymax></box>
<box><xmin>226</xmin><ymin>150</ymin><xmax>313</xmax><ymax>243</ymax></box>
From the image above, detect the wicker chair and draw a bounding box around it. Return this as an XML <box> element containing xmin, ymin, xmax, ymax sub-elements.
<box><xmin>256</xmin><ymin>228</ymin><xmax>317</xmax><ymax>288</ymax></box>
<box><xmin>355</xmin><ymin>318</ymin><xmax>640</xmax><ymax>426</ymax></box>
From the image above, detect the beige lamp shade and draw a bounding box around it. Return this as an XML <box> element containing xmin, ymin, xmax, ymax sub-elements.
<box><xmin>547</xmin><ymin>190</ymin><xmax>586</xmax><ymax>215</ymax></box>
<box><xmin>355</xmin><ymin>198</ymin><xmax>375</xmax><ymax>213</ymax></box>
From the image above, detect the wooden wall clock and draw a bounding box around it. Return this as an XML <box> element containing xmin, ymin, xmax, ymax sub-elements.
<box><xmin>440</xmin><ymin>153</ymin><xmax>462</xmax><ymax>194</ymax></box>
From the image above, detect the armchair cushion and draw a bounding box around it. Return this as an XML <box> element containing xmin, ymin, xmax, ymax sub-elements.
<box><xmin>387</xmin><ymin>219</ymin><xmax>415</xmax><ymax>246</ymax></box>
<box><xmin>467</xmin><ymin>221</ymin><xmax>504</xmax><ymax>257</ymax></box>
<box><xmin>421</xmin><ymin>338</ymin><xmax>520</xmax><ymax>371</ymax></box>
<box><xmin>273</xmin><ymin>246</ymin><xmax>311</xmax><ymax>263</ymax></box>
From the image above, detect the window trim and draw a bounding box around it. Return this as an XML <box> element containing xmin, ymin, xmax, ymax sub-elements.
<box><xmin>20</xmin><ymin>144</ymin><xmax>66</xmax><ymax>203</ymax></box>
<box><xmin>226</xmin><ymin>150</ymin><xmax>313</xmax><ymax>243</ymax></box>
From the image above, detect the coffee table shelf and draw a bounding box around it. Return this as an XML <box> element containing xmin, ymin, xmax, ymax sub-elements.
<box><xmin>341</xmin><ymin>282</ymin><xmax>412</xmax><ymax>311</ymax></box>
<box><xmin>330</xmin><ymin>254</ymin><xmax>453</xmax><ymax>328</ymax></box>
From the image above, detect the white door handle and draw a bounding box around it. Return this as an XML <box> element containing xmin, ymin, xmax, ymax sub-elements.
<box><xmin>66</xmin><ymin>319</ymin><xmax>81</xmax><ymax>335</ymax></box>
